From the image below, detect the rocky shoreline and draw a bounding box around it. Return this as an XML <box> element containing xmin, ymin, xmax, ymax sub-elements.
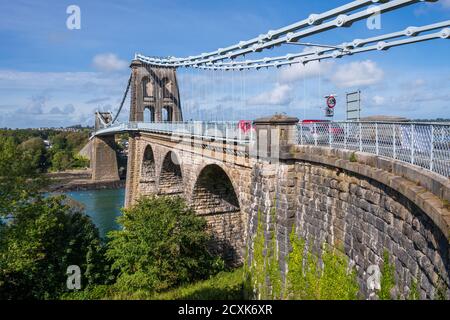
<box><xmin>46</xmin><ymin>169</ymin><xmax>125</xmax><ymax>192</ymax></box>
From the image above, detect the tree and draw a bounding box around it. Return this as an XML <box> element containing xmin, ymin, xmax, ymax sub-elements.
<box><xmin>65</xmin><ymin>132</ymin><xmax>88</xmax><ymax>153</ymax></box>
<box><xmin>0</xmin><ymin>135</ymin><xmax>109</xmax><ymax>299</ymax></box>
<box><xmin>18</xmin><ymin>137</ymin><xmax>49</xmax><ymax>172</ymax></box>
<box><xmin>0</xmin><ymin>196</ymin><xmax>108</xmax><ymax>299</ymax></box>
<box><xmin>0</xmin><ymin>136</ymin><xmax>46</xmax><ymax>217</ymax></box>
<box><xmin>51</xmin><ymin>150</ymin><xmax>72</xmax><ymax>171</ymax></box>
<box><xmin>106</xmin><ymin>196</ymin><xmax>224</xmax><ymax>293</ymax></box>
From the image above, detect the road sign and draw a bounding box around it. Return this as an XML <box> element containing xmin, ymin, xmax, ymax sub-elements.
<box><xmin>325</xmin><ymin>107</ymin><xmax>334</xmax><ymax>117</ymax></box>
<box><xmin>327</xmin><ymin>95</ymin><xmax>337</xmax><ymax>109</ymax></box>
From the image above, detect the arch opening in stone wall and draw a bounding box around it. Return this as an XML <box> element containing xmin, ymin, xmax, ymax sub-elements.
<box><xmin>162</xmin><ymin>106</ymin><xmax>172</xmax><ymax>122</ymax></box>
<box><xmin>143</xmin><ymin>76</ymin><xmax>155</xmax><ymax>99</ymax></box>
<box><xmin>191</xmin><ymin>164</ymin><xmax>243</xmax><ymax>265</ymax></box>
<box><xmin>139</xmin><ymin>144</ymin><xmax>156</xmax><ymax>196</ymax></box>
<box><xmin>158</xmin><ymin>151</ymin><xmax>183</xmax><ymax>195</ymax></box>
<box><xmin>144</xmin><ymin>106</ymin><xmax>155</xmax><ymax>123</ymax></box>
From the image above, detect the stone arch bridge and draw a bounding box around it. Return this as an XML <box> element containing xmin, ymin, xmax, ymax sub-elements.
<box><xmin>88</xmin><ymin>62</ymin><xmax>450</xmax><ymax>299</ymax></box>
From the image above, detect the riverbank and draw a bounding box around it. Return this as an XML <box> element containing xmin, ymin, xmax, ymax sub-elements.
<box><xmin>46</xmin><ymin>169</ymin><xmax>125</xmax><ymax>192</ymax></box>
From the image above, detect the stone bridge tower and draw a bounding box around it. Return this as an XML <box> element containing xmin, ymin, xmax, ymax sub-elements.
<box><xmin>130</xmin><ymin>60</ymin><xmax>182</xmax><ymax>123</ymax></box>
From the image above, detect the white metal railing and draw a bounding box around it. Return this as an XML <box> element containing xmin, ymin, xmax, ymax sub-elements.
<box><xmin>93</xmin><ymin>121</ymin><xmax>255</xmax><ymax>144</ymax></box>
<box><xmin>297</xmin><ymin>121</ymin><xmax>450</xmax><ymax>177</ymax></box>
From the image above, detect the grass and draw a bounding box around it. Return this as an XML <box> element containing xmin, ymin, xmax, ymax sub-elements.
<box><xmin>62</xmin><ymin>268</ymin><xmax>245</xmax><ymax>300</ymax></box>
<box><xmin>152</xmin><ymin>268</ymin><xmax>245</xmax><ymax>300</ymax></box>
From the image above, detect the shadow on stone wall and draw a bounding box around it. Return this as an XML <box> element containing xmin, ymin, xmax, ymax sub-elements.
<box><xmin>292</xmin><ymin>163</ymin><xmax>450</xmax><ymax>299</ymax></box>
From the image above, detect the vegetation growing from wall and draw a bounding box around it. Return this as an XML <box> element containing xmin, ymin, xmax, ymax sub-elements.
<box><xmin>267</xmin><ymin>206</ymin><xmax>282</xmax><ymax>299</ymax></box>
<box><xmin>248</xmin><ymin>210</ymin><xmax>267</xmax><ymax>299</ymax></box>
<box><xmin>246</xmin><ymin>206</ymin><xmax>283</xmax><ymax>300</ymax></box>
<box><xmin>247</xmin><ymin>205</ymin><xmax>359</xmax><ymax>300</ymax></box>
<box><xmin>286</xmin><ymin>227</ymin><xmax>359</xmax><ymax>300</ymax></box>
<box><xmin>408</xmin><ymin>278</ymin><xmax>420</xmax><ymax>300</ymax></box>
<box><xmin>379</xmin><ymin>250</ymin><xmax>396</xmax><ymax>300</ymax></box>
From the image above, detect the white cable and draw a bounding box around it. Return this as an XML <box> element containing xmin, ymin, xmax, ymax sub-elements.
<box><xmin>137</xmin><ymin>0</ymin><xmax>438</xmax><ymax>68</ymax></box>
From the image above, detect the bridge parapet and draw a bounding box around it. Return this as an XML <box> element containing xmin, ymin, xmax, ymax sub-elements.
<box><xmin>93</xmin><ymin>120</ymin><xmax>450</xmax><ymax>179</ymax></box>
<box><xmin>296</xmin><ymin>121</ymin><xmax>450</xmax><ymax>178</ymax></box>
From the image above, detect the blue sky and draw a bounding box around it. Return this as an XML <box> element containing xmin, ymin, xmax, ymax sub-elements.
<box><xmin>0</xmin><ymin>0</ymin><xmax>449</xmax><ymax>128</ymax></box>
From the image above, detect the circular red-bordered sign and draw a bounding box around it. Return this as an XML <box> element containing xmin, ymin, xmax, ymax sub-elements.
<box><xmin>327</xmin><ymin>96</ymin><xmax>337</xmax><ymax>109</ymax></box>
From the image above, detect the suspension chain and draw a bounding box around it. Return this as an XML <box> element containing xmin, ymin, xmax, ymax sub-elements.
<box><xmin>111</xmin><ymin>73</ymin><xmax>132</xmax><ymax>125</ymax></box>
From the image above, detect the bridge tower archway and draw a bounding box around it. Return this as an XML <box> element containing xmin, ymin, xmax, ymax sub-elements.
<box><xmin>130</xmin><ymin>61</ymin><xmax>183</xmax><ymax>123</ymax></box>
<box><xmin>144</xmin><ymin>106</ymin><xmax>155</xmax><ymax>123</ymax></box>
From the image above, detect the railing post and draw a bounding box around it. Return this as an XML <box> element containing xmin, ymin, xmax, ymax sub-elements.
<box><xmin>375</xmin><ymin>123</ymin><xmax>379</xmax><ymax>156</ymax></box>
<box><xmin>393</xmin><ymin>124</ymin><xmax>396</xmax><ymax>159</ymax></box>
<box><xmin>314</xmin><ymin>123</ymin><xmax>318</xmax><ymax>147</ymax></box>
<box><xmin>214</xmin><ymin>122</ymin><xmax>218</xmax><ymax>139</ymax></box>
<box><xmin>239</xmin><ymin>123</ymin><xmax>242</xmax><ymax>142</ymax></box>
<box><xmin>300</xmin><ymin>124</ymin><xmax>303</xmax><ymax>145</ymax></box>
<box><xmin>411</xmin><ymin>124</ymin><xmax>415</xmax><ymax>165</ymax></box>
<box><xmin>328</xmin><ymin>123</ymin><xmax>332</xmax><ymax>148</ymax></box>
<box><xmin>344</xmin><ymin>122</ymin><xmax>348</xmax><ymax>149</ymax></box>
<box><xmin>359</xmin><ymin>122</ymin><xmax>362</xmax><ymax>152</ymax></box>
<box><xmin>430</xmin><ymin>125</ymin><xmax>434</xmax><ymax>171</ymax></box>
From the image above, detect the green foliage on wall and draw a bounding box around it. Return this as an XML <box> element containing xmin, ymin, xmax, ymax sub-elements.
<box><xmin>267</xmin><ymin>206</ymin><xmax>282</xmax><ymax>300</ymax></box>
<box><xmin>249</xmin><ymin>209</ymin><xmax>268</xmax><ymax>299</ymax></box>
<box><xmin>408</xmin><ymin>277</ymin><xmax>420</xmax><ymax>300</ymax></box>
<box><xmin>379</xmin><ymin>250</ymin><xmax>396</xmax><ymax>300</ymax></box>
<box><xmin>248</xmin><ymin>204</ymin><xmax>360</xmax><ymax>300</ymax></box>
<box><xmin>286</xmin><ymin>227</ymin><xmax>359</xmax><ymax>300</ymax></box>
<box><xmin>247</xmin><ymin>205</ymin><xmax>283</xmax><ymax>300</ymax></box>
<box><xmin>434</xmin><ymin>277</ymin><xmax>448</xmax><ymax>300</ymax></box>
<box><xmin>286</xmin><ymin>227</ymin><xmax>307</xmax><ymax>298</ymax></box>
<box><xmin>318</xmin><ymin>245</ymin><xmax>359</xmax><ymax>300</ymax></box>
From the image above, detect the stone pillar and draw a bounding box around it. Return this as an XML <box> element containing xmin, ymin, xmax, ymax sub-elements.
<box><xmin>249</xmin><ymin>114</ymin><xmax>300</xmax><ymax>294</ymax></box>
<box><xmin>253</xmin><ymin>114</ymin><xmax>299</xmax><ymax>163</ymax></box>
<box><xmin>124</xmin><ymin>134</ymin><xmax>140</xmax><ymax>208</ymax></box>
<box><xmin>129</xmin><ymin>59</ymin><xmax>144</xmax><ymax>122</ymax></box>
<box><xmin>91</xmin><ymin>136</ymin><xmax>119</xmax><ymax>181</ymax></box>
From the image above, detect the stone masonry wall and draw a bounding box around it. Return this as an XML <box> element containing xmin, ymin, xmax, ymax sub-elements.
<box><xmin>125</xmin><ymin>131</ymin><xmax>449</xmax><ymax>299</ymax></box>
<box><xmin>249</xmin><ymin>160</ymin><xmax>450</xmax><ymax>299</ymax></box>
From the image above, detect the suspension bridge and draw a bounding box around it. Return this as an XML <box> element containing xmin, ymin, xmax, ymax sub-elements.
<box><xmin>89</xmin><ymin>0</ymin><xmax>450</xmax><ymax>299</ymax></box>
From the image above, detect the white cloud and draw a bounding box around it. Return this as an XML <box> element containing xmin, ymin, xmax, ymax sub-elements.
<box><xmin>279</xmin><ymin>61</ymin><xmax>334</xmax><ymax>83</ymax></box>
<box><xmin>17</xmin><ymin>95</ymin><xmax>48</xmax><ymax>115</ymax></box>
<box><xmin>278</xmin><ymin>59</ymin><xmax>384</xmax><ymax>89</ymax></box>
<box><xmin>49</xmin><ymin>104</ymin><xmax>75</xmax><ymax>115</ymax></box>
<box><xmin>0</xmin><ymin>69</ymin><xmax>130</xmax><ymax>128</ymax></box>
<box><xmin>92</xmin><ymin>53</ymin><xmax>128</xmax><ymax>72</ymax></box>
<box><xmin>413</xmin><ymin>79</ymin><xmax>425</xmax><ymax>87</ymax></box>
<box><xmin>372</xmin><ymin>95</ymin><xmax>385</xmax><ymax>106</ymax></box>
<box><xmin>247</xmin><ymin>83</ymin><xmax>293</xmax><ymax>106</ymax></box>
<box><xmin>332</xmin><ymin>60</ymin><xmax>384</xmax><ymax>88</ymax></box>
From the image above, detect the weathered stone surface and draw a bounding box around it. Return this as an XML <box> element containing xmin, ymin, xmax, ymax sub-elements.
<box><xmin>91</xmin><ymin>136</ymin><xmax>120</xmax><ymax>181</ymax></box>
<box><xmin>122</xmin><ymin>127</ymin><xmax>450</xmax><ymax>299</ymax></box>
